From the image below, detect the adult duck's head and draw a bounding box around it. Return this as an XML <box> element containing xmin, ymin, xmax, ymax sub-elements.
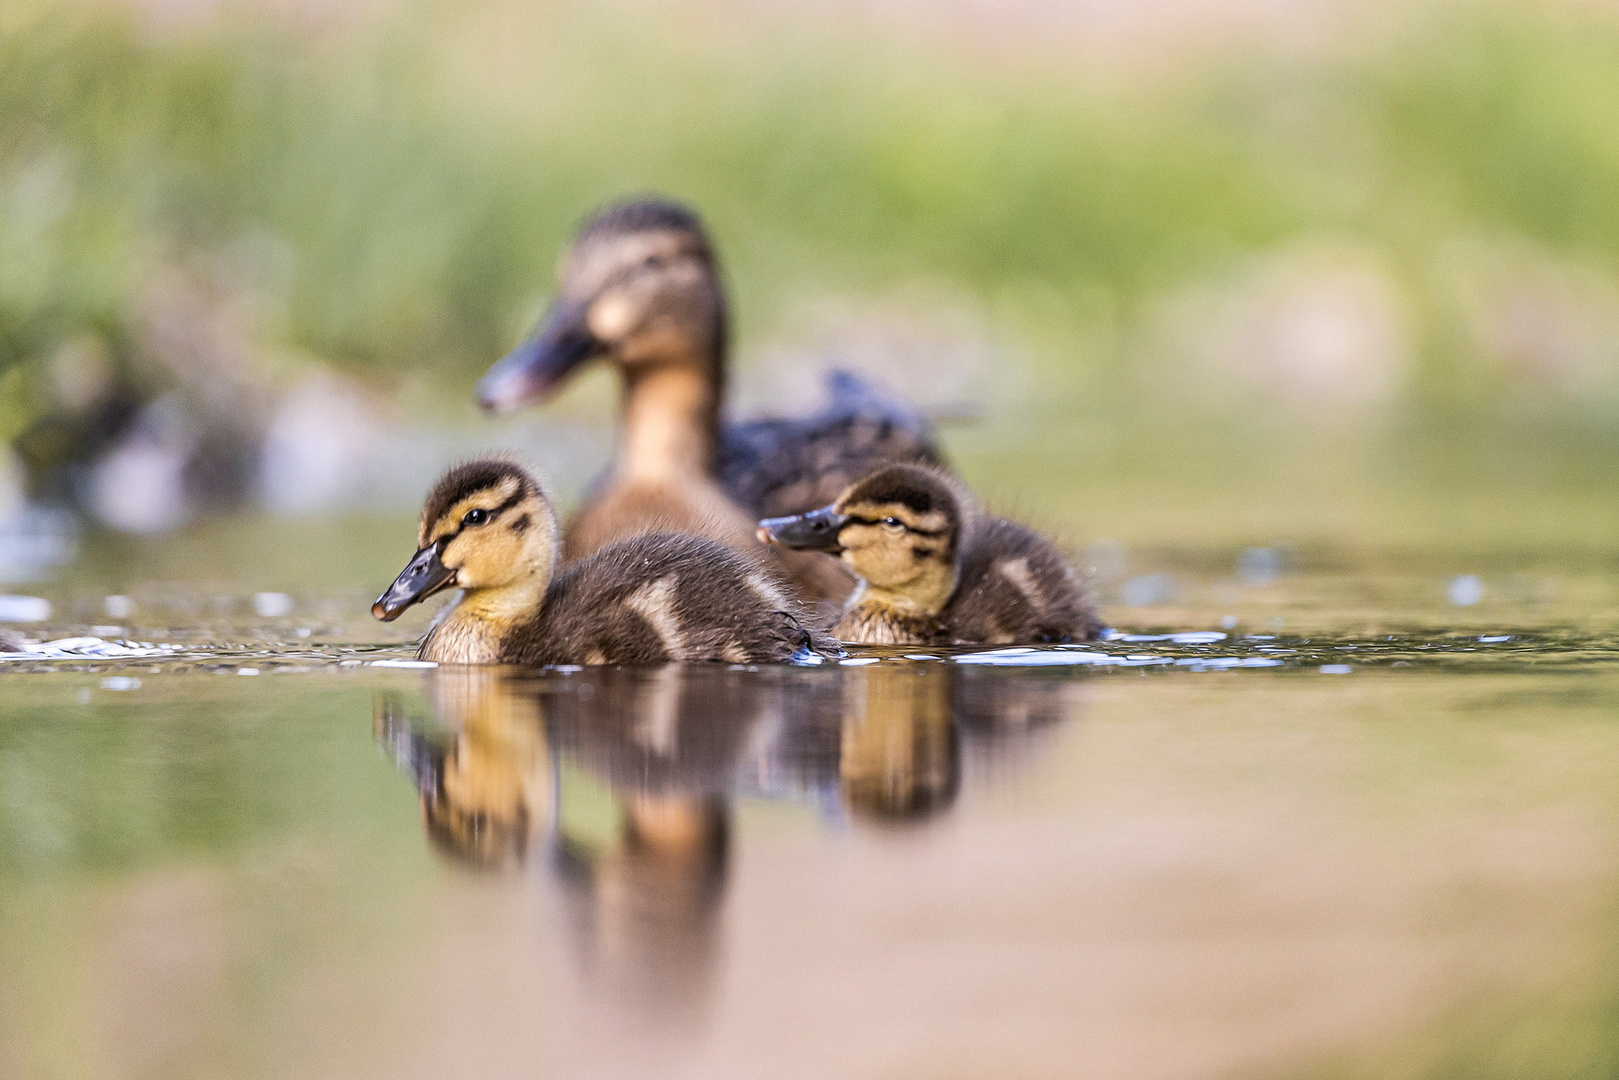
<box><xmin>477</xmin><ymin>198</ymin><xmax>726</xmax><ymax>414</ymax></box>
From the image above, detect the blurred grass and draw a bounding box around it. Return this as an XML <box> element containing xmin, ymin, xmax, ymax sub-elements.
<box><xmin>5</xmin><ymin>0</ymin><xmax>1619</xmax><ymax>409</ymax></box>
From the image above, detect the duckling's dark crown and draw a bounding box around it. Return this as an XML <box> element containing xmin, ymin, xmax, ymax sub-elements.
<box><xmin>842</xmin><ymin>465</ymin><xmax>961</xmax><ymax>522</ymax></box>
<box><xmin>578</xmin><ymin>198</ymin><xmax>712</xmax><ymax>252</ymax></box>
<box><xmin>423</xmin><ymin>460</ymin><xmax>539</xmax><ymax>527</ymax></box>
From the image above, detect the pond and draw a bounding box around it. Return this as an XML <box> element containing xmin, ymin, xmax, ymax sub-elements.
<box><xmin>3</xmin><ymin>536</ymin><xmax>1619</xmax><ymax>1079</ymax></box>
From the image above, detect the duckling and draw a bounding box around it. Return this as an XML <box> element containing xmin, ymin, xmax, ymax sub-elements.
<box><xmin>758</xmin><ymin>463</ymin><xmax>1102</xmax><ymax>646</ymax></box>
<box><xmin>372</xmin><ymin>459</ymin><xmax>833</xmax><ymax>666</ymax></box>
<box><xmin>475</xmin><ymin>199</ymin><xmax>943</xmax><ymax>600</ymax></box>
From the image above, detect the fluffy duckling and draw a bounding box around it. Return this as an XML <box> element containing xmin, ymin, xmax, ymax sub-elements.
<box><xmin>475</xmin><ymin>199</ymin><xmax>942</xmax><ymax>600</ymax></box>
<box><xmin>372</xmin><ymin>459</ymin><xmax>832</xmax><ymax>666</ymax></box>
<box><xmin>759</xmin><ymin>464</ymin><xmax>1101</xmax><ymax>646</ymax></box>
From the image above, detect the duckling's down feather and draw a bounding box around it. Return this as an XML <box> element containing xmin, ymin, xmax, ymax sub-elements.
<box><xmin>502</xmin><ymin>533</ymin><xmax>835</xmax><ymax>667</ymax></box>
<box><xmin>942</xmin><ymin>518</ymin><xmax>1101</xmax><ymax>646</ymax></box>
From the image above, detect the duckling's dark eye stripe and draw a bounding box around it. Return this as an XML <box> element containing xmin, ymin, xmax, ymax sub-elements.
<box><xmin>843</xmin><ymin>516</ymin><xmax>947</xmax><ymax>538</ymax></box>
<box><xmin>448</xmin><ymin>488</ymin><xmax>525</xmax><ymax>538</ymax></box>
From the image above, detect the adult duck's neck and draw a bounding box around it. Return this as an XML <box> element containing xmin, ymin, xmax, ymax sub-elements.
<box><xmin>618</xmin><ymin>362</ymin><xmax>723</xmax><ymax>482</ymax></box>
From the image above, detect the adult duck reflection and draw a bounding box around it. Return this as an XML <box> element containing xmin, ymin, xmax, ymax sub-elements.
<box><xmin>545</xmin><ymin>667</ymin><xmax>776</xmax><ymax>1022</ymax></box>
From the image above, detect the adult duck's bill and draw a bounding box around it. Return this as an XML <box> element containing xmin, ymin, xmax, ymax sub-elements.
<box><xmin>372</xmin><ymin>544</ymin><xmax>457</xmax><ymax>621</ymax></box>
<box><xmin>476</xmin><ymin>300</ymin><xmax>599</xmax><ymax>414</ymax></box>
<box><xmin>757</xmin><ymin>506</ymin><xmax>849</xmax><ymax>552</ymax></box>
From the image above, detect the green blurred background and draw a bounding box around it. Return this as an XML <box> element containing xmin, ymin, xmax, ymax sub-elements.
<box><xmin>3</xmin><ymin>0</ymin><xmax>1618</xmax><ymax>578</ymax></box>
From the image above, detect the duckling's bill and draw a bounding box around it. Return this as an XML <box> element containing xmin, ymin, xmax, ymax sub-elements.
<box><xmin>372</xmin><ymin>542</ymin><xmax>457</xmax><ymax>621</ymax></box>
<box><xmin>757</xmin><ymin>506</ymin><xmax>849</xmax><ymax>552</ymax></box>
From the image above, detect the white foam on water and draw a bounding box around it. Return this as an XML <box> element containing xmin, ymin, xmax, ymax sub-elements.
<box><xmin>956</xmin><ymin>650</ymin><xmax>1112</xmax><ymax>667</ymax></box>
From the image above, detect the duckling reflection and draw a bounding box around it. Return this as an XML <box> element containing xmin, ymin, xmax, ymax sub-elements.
<box><xmin>378</xmin><ymin>666</ymin><xmax>782</xmax><ymax>1025</ymax></box>
<box><xmin>373</xmin><ymin>661</ymin><xmax>1081</xmax><ymax>1021</ymax></box>
<box><xmin>837</xmin><ymin>662</ymin><xmax>960</xmax><ymax>823</ymax></box>
<box><xmin>373</xmin><ymin>670</ymin><xmax>551</xmax><ymax>869</ymax></box>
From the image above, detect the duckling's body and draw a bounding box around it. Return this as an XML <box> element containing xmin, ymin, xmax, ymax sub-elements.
<box><xmin>759</xmin><ymin>464</ymin><xmax>1101</xmax><ymax>647</ymax></box>
<box><xmin>942</xmin><ymin>516</ymin><xmax>1099</xmax><ymax>645</ymax></box>
<box><xmin>478</xmin><ymin>532</ymin><xmax>825</xmax><ymax>667</ymax></box>
<box><xmin>476</xmin><ymin>200</ymin><xmax>941</xmax><ymax>602</ymax></box>
<box><xmin>374</xmin><ymin>460</ymin><xmax>832</xmax><ymax>666</ymax></box>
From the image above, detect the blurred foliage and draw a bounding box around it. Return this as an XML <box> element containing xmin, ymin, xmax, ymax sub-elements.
<box><xmin>3</xmin><ymin>0</ymin><xmax>1619</xmax><ymax>428</ymax></box>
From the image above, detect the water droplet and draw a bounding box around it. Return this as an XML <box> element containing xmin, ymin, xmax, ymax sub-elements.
<box><xmin>253</xmin><ymin>592</ymin><xmax>293</xmax><ymax>618</ymax></box>
<box><xmin>1448</xmin><ymin>575</ymin><xmax>1484</xmax><ymax>607</ymax></box>
<box><xmin>1120</xmin><ymin>574</ymin><xmax>1175</xmax><ymax>606</ymax></box>
<box><xmin>1238</xmin><ymin>547</ymin><xmax>1282</xmax><ymax>586</ymax></box>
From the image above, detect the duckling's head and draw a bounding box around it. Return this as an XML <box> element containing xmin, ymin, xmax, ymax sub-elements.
<box><xmin>373</xmin><ymin>459</ymin><xmax>559</xmax><ymax>621</ymax></box>
<box><xmin>477</xmin><ymin>198</ymin><xmax>723</xmax><ymax>414</ymax></box>
<box><xmin>758</xmin><ymin>464</ymin><xmax>964</xmax><ymax>615</ymax></box>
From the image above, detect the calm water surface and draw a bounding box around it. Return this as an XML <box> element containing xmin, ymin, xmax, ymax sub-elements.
<box><xmin>4</xmin><ymin>544</ymin><xmax>1619</xmax><ymax>1079</ymax></box>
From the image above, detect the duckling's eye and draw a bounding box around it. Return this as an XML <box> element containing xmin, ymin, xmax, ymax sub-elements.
<box><xmin>462</xmin><ymin>508</ymin><xmax>489</xmax><ymax>527</ymax></box>
<box><xmin>882</xmin><ymin>517</ymin><xmax>904</xmax><ymax>529</ymax></box>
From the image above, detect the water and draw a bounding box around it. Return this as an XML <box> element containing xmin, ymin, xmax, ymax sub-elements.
<box><xmin>4</xmin><ymin>544</ymin><xmax>1619</xmax><ymax>1078</ymax></box>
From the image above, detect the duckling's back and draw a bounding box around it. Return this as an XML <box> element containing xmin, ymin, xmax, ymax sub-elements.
<box><xmin>942</xmin><ymin>518</ymin><xmax>1101</xmax><ymax>646</ymax></box>
<box><xmin>507</xmin><ymin>533</ymin><xmax>833</xmax><ymax>667</ymax></box>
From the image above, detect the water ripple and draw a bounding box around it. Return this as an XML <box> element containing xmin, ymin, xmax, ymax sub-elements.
<box><xmin>0</xmin><ymin>627</ymin><xmax>1615</xmax><ymax>675</ymax></box>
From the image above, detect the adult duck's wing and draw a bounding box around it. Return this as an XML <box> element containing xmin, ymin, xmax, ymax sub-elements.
<box><xmin>719</xmin><ymin>370</ymin><xmax>947</xmax><ymax>519</ymax></box>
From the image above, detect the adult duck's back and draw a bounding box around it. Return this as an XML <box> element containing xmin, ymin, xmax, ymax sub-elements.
<box><xmin>721</xmin><ymin>369</ymin><xmax>944</xmax><ymax>520</ymax></box>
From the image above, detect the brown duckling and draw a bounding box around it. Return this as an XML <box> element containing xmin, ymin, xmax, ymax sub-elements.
<box><xmin>758</xmin><ymin>463</ymin><xmax>1102</xmax><ymax>646</ymax></box>
<box><xmin>372</xmin><ymin>459</ymin><xmax>833</xmax><ymax>666</ymax></box>
<box><xmin>474</xmin><ymin>199</ymin><xmax>943</xmax><ymax>600</ymax></box>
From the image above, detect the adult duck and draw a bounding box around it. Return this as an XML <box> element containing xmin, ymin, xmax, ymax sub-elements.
<box><xmin>475</xmin><ymin>199</ymin><xmax>943</xmax><ymax>601</ymax></box>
